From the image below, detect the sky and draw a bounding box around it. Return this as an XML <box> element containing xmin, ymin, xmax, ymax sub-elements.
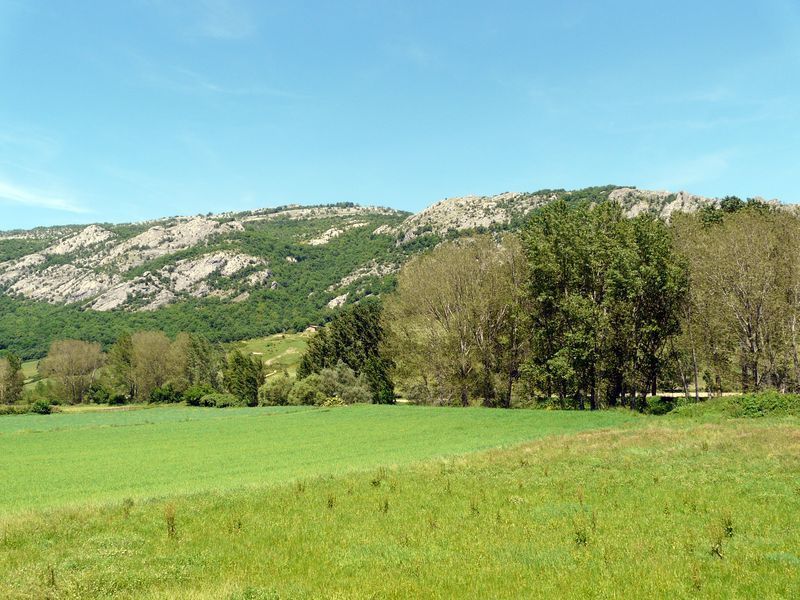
<box><xmin>0</xmin><ymin>0</ymin><xmax>799</xmax><ymax>229</ymax></box>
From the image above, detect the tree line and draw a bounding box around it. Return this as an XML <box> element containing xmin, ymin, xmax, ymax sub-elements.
<box><xmin>7</xmin><ymin>196</ymin><xmax>799</xmax><ymax>412</ymax></box>
<box><xmin>9</xmin><ymin>319</ymin><xmax>394</xmax><ymax>409</ymax></box>
<box><xmin>378</xmin><ymin>198</ymin><xmax>800</xmax><ymax>408</ymax></box>
<box><xmin>17</xmin><ymin>333</ymin><xmax>265</xmax><ymax>408</ymax></box>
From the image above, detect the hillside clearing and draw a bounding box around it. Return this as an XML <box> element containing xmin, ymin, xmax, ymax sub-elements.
<box><xmin>230</xmin><ymin>332</ymin><xmax>309</xmax><ymax>376</ymax></box>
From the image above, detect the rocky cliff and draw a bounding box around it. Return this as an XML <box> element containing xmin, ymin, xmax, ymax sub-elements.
<box><xmin>0</xmin><ymin>186</ymin><xmax>770</xmax><ymax>314</ymax></box>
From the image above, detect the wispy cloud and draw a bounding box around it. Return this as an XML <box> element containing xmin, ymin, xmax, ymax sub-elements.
<box><xmin>0</xmin><ymin>179</ymin><xmax>88</xmax><ymax>214</ymax></box>
<box><xmin>195</xmin><ymin>0</ymin><xmax>254</xmax><ymax>40</ymax></box>
<box><xmin>144</xmin><ymin>0</ymin><xmax>255</xmax><ymax>40</ymax></box>
<box><xmin>129</xmin><ymin>53</ymin><xmax>302</xmax><ymax>99</ymax></box>
<box><xmin>166</xmin><ymin>66</ymin><xmax>300</xmax><ymax>98</ymax></box>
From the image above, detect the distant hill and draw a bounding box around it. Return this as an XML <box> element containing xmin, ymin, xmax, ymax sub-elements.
<box><xmin>0</xmin><ymin>186</ymin><xmax>771</xmax><ymax>358</ymax></box>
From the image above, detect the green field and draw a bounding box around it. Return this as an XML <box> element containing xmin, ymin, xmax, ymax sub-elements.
<box><xmin>1</xmin><ymin>406</ymin><xmax>798</xmax><ymax>598</ymax></box>
<box><xmin>20</xmin><ymin>359</ymin><xmax>42</xmax><ymax>389</ymax></box>
<box><xmin>0</xmin><ymin>404</ymin><xmax>635</xmax><ymax>512</ymax></box>
<box><xmin>230</xmin><ymin>332</ymin><xmax>310</xmax><ymax>376</ymax></box>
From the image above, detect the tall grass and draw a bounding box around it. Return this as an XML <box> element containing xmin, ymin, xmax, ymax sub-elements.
<box><xmin>0</xmin><ymin>419</ymin><xmax>796</xmax><ymax>598</ymax></box>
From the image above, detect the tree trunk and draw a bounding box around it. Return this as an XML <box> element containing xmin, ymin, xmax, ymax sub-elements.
<box><xmin>793</xmin><ymin>328</ymin><xmax>800</xmax><ymax>392</ymax></box>
<box><xmin>741</xmin><ymin>363</ymin><xmax>749</xmax><ymax>393</ymax></box>
<box><xmin>677</xmin><ymin>354</ymin><xmax>690</xmax><ymax>401</ymax></box>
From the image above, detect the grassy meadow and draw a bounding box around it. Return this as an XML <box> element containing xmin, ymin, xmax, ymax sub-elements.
<box><xmin>231</xmin><ymin>332</ymin><xmax>309</xmax><ymax>376</ymax></box>
<box><xmin>20</xmin><ymin>359</ymin><xmax>43</xmax><ymax>390</ymax></box>
<box><xmin>1</xmin><ymin>405</ymin><xmax>798</xmax><ymax>598</ymax></box>
<box><xmin>0</xmin><ymin>404</ymin><xmax>636</xmax><ymax>512</ymax></box>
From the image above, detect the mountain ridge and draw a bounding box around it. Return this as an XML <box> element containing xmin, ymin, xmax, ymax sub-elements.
<box><xmin>0</xmin><ymin>185</ymin><xmax>786</xmax><ymax>358</ymax></box>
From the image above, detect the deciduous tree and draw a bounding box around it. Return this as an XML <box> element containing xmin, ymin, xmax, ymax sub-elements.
<box><xmin>40</xmin><ymin>340</ymin><xmax>104</xmax><ymax>404</ymax></box>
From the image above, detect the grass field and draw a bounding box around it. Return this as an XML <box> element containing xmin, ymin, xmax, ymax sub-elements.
<box><xmin>1</xmin><ymin>406</ymin><xmax>797</xmax><ymax>599</ymax></box>
<box><xmin>20</xmin><ymin>359</ymin><xmax>43</xmax><ymax>389</ymax></box>
<box><xmin>0</xmin><ymin>404</ymin><xmax>635</xmax><ymax>512</ymax></box>
<box><xmin>231</xmin><ymin>332</ymin><xmax>309</xmax><ymax>376</ymax></box>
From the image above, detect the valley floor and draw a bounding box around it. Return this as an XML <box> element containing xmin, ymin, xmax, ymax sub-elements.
<box><xmin>0</xmin><ymin>406</ymin><xmax>798</xmax><ymax>598</ymax></box>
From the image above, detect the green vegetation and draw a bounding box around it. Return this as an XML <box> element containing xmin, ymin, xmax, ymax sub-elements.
<box><xmin>298</xmin><ymin>299</ymin><xmax>394</xmax><ymax>403</ymax></box>
<box><xmin>10</xmin><ymin>195</ymin><xmax>800</xmax><ymax>414</ymax></box>
<box><xmin>2</xmin><ymin>324</ymin><xmax>390</xmax><ymax>413</ymax></box>
<box><xmin>0</xmin><ymin>353</ymin><xmax>24</xmax><ymax>403</ymax></box>
<box><xmin>0</xmin><ymin>209</ymin><xmax>411</xmax><ymax>360</ymax></box>
<box><xmin>381</xmin><ymin>197</ymin><xmax>800</xmax><ymax>409</ymax></box>
<box><xmin>0</xmin><ymin>408</ymin><xmax>796</xmax><ymax>598</ymax></box>
<box><xmin>0</xmin><ymin>404</ymin><xmax>635</xmax><ymax>512</ymax></box>
<box><xmin>522</xmin><ymin>200</ymin><xmax>688</xmax><ymax>409</ymax></box>
<box><xmin>385</xmin><ymin>202</ymin><xmax>687</xmax><ymax>409</ymax></box>
<box><xmin>4</xmin><ymin>191</ymin><xmax>800</xmax><ymax>597</ymax></box>
<box><xmin>673</xmin><ymin>203</ymin><xmax>800</xmax><ymax>394</ymax></box>
<box><xmin>671</xmin><ymin>392</ymin><xmax>800</xmax><ymax>419</ymax></box>
<box><xmin>20</xmin><ymin>359</ymin><xmax>39</xmax><ymax>383</ymax></box>
<box><xmin>0</xmin><ymin>237</ymin><xmax>49</xmax><ymax>261</ymax></box>
<box><xmin>230</xmin><ymin>332</ymin><xmax>309</xmax><ymax>376</ymax></box>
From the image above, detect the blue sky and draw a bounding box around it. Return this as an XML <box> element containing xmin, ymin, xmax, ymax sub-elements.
<box><xmin>1</xmin><ymin>0</ymin><xmax>798</xmax><ymax>229</ymax></box>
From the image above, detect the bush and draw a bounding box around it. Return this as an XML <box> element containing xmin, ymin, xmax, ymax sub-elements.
<box><xmin>87</xmin><ymin>382</ymin><xmax>111</xmax><ymax>404</ymax></box>
<box><xmin>341</xmin><ymin>382</ymin><xmax>372</xmax><ymax>405</ymax></box>
<box><xmin>199</xmin><ymin>392</ymin><xmax>242</xmax><ymax>408</ymax></box>
<box><xmin>318</xmin><ymin>362</ymin><xmax>372</xmax><ymax>404</ymax></box>
<box><xmin>258</xmin><ymin>373</ymin><xmax>294</xmax><ymax>406</ymax></box>
<box><xmin>107</xmin><ymin>393</ymin><xmax>128</xmax><ymax>406</ymax></box>
<box><xmin>185</xmin><ymin>384</ymin><xmax>216</xmax><ymax>407</ymax></box>
<box><xmin>22</xmin><ymin>380</ymin><xmax>58</xmax><ymax>406</ymax></box>
<box><xmin>735</xmin><ymin>392</ymin><xmax>800</xmax><ymax>417</ymax></box>
<box><xmin>288</xmin><ymin>375</ymin><xmax>327</xmax><ymax>406</ymax></box>
<box><xmin>671</xmin><ymin>392</ymin><xmax>800</xmax><ymax>418</ymax></box>
<box><xmin>644</xmin><ymin>395</ymin><xmax>677</xmax><ymax>415</ymax></box>
<box><xmin>30</xmin><ymin>399</ymin><xmax>52</xmax><ymax>414</ymax></box>
<box><xmin>149</xmin><ymin>384</ymin><xmax>183</xmax><ymax>404</ymax></box>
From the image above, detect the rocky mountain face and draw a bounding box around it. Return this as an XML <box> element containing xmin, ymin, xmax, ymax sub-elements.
<box><xmin>0</xmin><ymin>205</ymin><xmax>404</xmax><ymax>312</ymax></box>
<box><xmin>0</xmin><ymin>186</ymin><xmax>772</xmax><ymax>315</ymax></box>
<box><xmin>4</xmin><ymin>185</ymin><xmax>788</xmax><ymax>359</ymax></box>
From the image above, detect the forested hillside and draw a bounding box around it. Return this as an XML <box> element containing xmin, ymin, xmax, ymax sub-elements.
<box><xmin>0</xmin><ymin>186</ymin><xmax>783</xmax><ymax>359</ymax></box>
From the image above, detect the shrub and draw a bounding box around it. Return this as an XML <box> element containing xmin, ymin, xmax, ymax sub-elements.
<box><xmin>107</xmin><ymin>393</ymin><xmax>128</xmax><ymax>406</ymax></box>
<box><xmin>644</xmin><ymin>395</ymin><xmax>676</xmax><ymax>415</ymax></box>
<box><xmin>199</xmin><ymin>392</ymin><xmax>242</xmax><ymax>408</ymax></box>
<box><xmin>30</xmin><ymin>399</ymin><xmax>52</xmax><ymax>414</ymax></box>
<box><xmin>258</xmin><ymin>373</ymin><xmax>294</xmax><ymax>406</ymax></box>
<box><xmin>320</xmin><ymin>396</ymin><xmax>346</xmax><ymax>407</ymax></box>
<box><xmin>340</xmin><ymin>376</ymin><xmax>372</xmax><ymax>404</ymax></box>
<box><xmin>671</xmin><ymin>392</ymin><xmax>800</xmax><ymax>418</ymax></box>
<box><xmin>184</xmin><ymin>384</ymin><xmax>216</xmax><ymax>407</ymax></box>
<box><xmin>87</xmin><ymin>382</ymin><xmax>112</xmax><ymax>404</ymax></box>
<box><xmin>149</xmin><ymin>384</ymin><xmax>183</xmax><ymax>404</ymax></box>
<box><xmin>735</xmin><ymin>392</ymin><xmax>799</xmax><ymax>417</ymax></box>
<box><xmin>317</xmin><ymin>362</ymin><xmax>372</xmax><ymax>404</ymax></box>
<box><xmin>22</xmin><ymin>380</ymin><xmax>58</xmax><ymax>406</ymax></box>
<box><xmin>288</xmin><ymin>375</ymin><xmax>327</xmax><ymax>406</ymax></box>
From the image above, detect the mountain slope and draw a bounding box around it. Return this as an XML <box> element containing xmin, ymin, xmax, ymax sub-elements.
<box><xmin>0</xmin><ymin>186</ymin><xmax>773</xmax><ymax>358</ymax></box>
